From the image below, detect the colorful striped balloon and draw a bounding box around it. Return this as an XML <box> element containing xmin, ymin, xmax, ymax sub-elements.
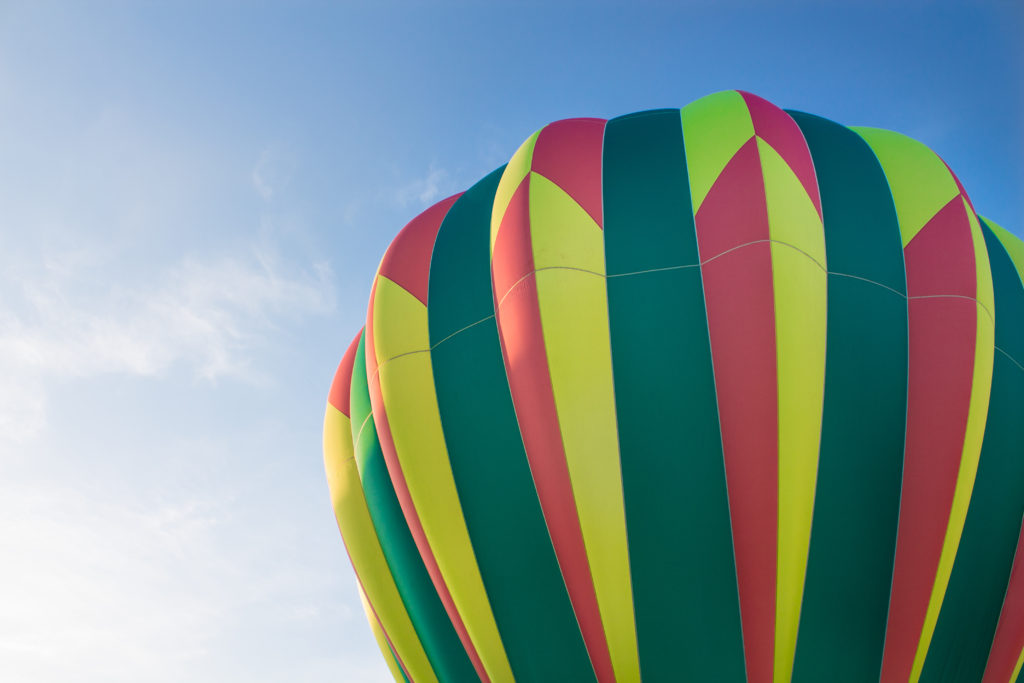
<box><xmin>322</xmin><ymin>90</ymin><xmax>1024</xmax><ymax>683</ymax></box>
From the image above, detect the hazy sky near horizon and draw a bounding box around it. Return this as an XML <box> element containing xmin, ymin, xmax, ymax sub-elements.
<box><xmin>1</xmin><ymin>2</ymin><xmax>1021</xmax><ymax>681</ymax></box>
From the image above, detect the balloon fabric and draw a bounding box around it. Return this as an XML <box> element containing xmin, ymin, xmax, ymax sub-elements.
<box><xmin>323</xmin><ymin>90</ymin><xmax>1024</xmax><ymax>683</ymax></box>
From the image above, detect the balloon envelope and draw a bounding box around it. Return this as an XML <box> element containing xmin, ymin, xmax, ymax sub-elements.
<box><xmin>323</xmin><ymin>90</ymin><xmax>1024</xmax><ymax>683</ymax></box>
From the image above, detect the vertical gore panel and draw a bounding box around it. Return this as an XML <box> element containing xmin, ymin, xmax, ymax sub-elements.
<box><xmin>921</xmin><ymin>222</ymin><xmax>1024</xmax><ymax>682</ymax></box>
<box><xmin>371</xmin><ymin>273</ymin><xmax>514</xmax><ymax>682</ymax></box>
<box><xmin>685</xmin><ymin>89</ymin><xmax>778</xmax><ymax>683</ymax></box>
<box><xmin>750</xmin><ymin>96</ymin><xmax>828</xmax><ymax>683</ymax></box>
<box><xmin>492</xmin><ymin>175</ymin><xmax>617</xmax><ymax>683</ymax></box>
<box><xmin>526</xmin><ymin>117</ymin><xmax>643</xmax><ymax>683</ymax></box>
<box><xmin>984</xmin><ymin>522</ymin><xmax>1024</xmax><ymax>683</ymax></box>
<box><xmin>428</xmin><ymin>167</ymin><xmax>596</xmax><ymax>682</ymax></box>
<box><xmin>324</xmin><ymin>333</ymin><xmax>438</xmax><ymax>683</ymax></box>
<box><xmin>602</xmin><ymin>108</ymin><xmax>746</xmax><ymax>682</ymax></box>
<box><xmin>787</xmin><ymin>111</ymin><xmax>909</xmax><ymax>683</ymax></box>
<box><xmin>360</xmin><ymin>585</ymin><xmax>414</xmax><ymax>683</ymax></box>
<box><xmin>858</xmin><ymin>128</ymin><xmax>992</xmax><ymax>683</ymax></box>
<box><xmin>351</xmin><ymin>336</ymin><xmax>479</xmax><ymax>683</ymax></box>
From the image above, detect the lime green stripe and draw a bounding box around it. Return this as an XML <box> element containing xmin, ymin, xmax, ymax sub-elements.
<box><xmin>681</xmin><ymin>90</ymin><xmax>754</xmax><ymax>212</ymax></box>
<box><xmin>603</xmin><ymin>108</ymin><xmax>746</xmax><ymax>681</ymax></box>
<box><xmin>788</xmin><ymin>111</ymin><xmax>908</xmax><ymax>683</ymax></box>
<box><xmin>987</xmin><ymin>219</ymin><xmax>1024</xmax><ymax>288</ymax></box>
<box><xmin>852</xmin><ymin>127</ymin><xmax>960</xmax><ymax>247</ymax></box>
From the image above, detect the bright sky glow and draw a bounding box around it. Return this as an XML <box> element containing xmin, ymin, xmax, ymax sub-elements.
<box><xmin>0</xmin><ymin>2</ymin><xmax>1020</xmax><ymax>681</ymax></box>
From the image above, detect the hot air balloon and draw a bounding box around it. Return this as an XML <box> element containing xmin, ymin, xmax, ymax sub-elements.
<box><xmin>322</xmin><ymin>90</ymin><xmax>1024</xmax><ymax>683</ymax></box>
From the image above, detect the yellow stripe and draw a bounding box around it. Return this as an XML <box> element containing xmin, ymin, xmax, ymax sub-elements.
<box><xmin>852</xmin><ymin>127</ymin><xmax>960</xmax><ymax>247</ymax></box>
<box><xmin>370</xmin><ymin>277</ymin><xmax>515</xmax><ymax>683</ymax></box>
<box><xmin>528</xmin><ymin>172</ymin><xmax>606</xmax><ymax>273</ymax></box>
<box><xmin>909</xmin><ymin>309</ymin><xmax>996</xmax><ymax>681</ymax></box>
<box><xmin>359</xmin><ymin>585</ymin><xmax>407</xmax><ymax>683</ymax></box>
<box><xmin>760</xmin><ymin>131</ymin><xmax>828</xmax><ymax>683</ymax></box>
<box><xmin>680</xmin><ymin>90</ymin><xmax>755</xmax><ymax>212</ymax></box>
<box><xmin>323</xmin><ymin>405</ymin><xmax>438</xmax><ymax>683</ymax></box>
<box><xmin>529</xmin><ymin>176</ymin><xmax>641</xmax><ymax>683</ymax></box>
<box><xmin>967</xmin><ymin>202</ymin><xmax>995</xmax><ymax>323</ymax></box>
<box><xmin>985</xmin><ymin>218</ymin><xmax>1024</xmax><ymax>286</ymax></box>
<box><xmin>758</xmin><ymin>137</ymin><xmax>827</xmax><ymax>268</ymax></box>
<box><xmin>371</xmin><ymin>275</ymin><xmax>430</xmax><ymax>361</ymax></box>
<box><xmin>1010</xmin><ymin>645</ymin><xmax>1024</xmax><ymax>683</ymax></box>
<box><xmin>769</xmin><ymin>245</ymin><xmax>828</xmax><ymax>683</ymax></box>
<box><xmin>491</xmin><ymin>130</ymin><xmax>540</xmax><ymax>255</ymax></box>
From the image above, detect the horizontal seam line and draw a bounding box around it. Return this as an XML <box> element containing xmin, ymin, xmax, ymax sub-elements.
<box><xmin>907</xmin><ymin>294</ymin><xmax>995</xmax><ymax>323</ymax></box>
<box><xmin>996</xmin><ymin>346</ymin><xmax>1024</xmax><ymax>374</ymax></box>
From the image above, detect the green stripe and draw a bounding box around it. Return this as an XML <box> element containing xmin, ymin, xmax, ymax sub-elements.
<box><xmin>427</xmin><ymin>167</ymin><xmax>596</xmax><ymax>682</ymax></box>
<box><xmin>919</xmin><ymin>221</ymin><xmax>1024</xmax><ymax>683</ymax></box>
<box><xmin>603</xmin><ymin>109</ymin><xmax>746</xmax><ymax>682</ymax></box>
<box><xmin>384</xmin><ymin>636</ymin><xmax>413</xmax><ymax>683</ymax></box>
<box><xmin>788</xmin><ymin>111</ymin><xmax>909</xmax><ymax>683</ymax></box>
<box><xmin>350</xmin><ymin>335</ymin><xmax>478</xmax><ymax>683</ymax></box>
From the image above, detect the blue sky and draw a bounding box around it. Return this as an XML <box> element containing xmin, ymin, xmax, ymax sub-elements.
<box><xmin>0</xmin><ymin>2</ymin><xmax>1020</xmax><ymax>681</ymax></box>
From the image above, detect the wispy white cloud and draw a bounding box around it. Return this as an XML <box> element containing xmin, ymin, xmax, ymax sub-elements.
<box><xmin>0</xmin><ymin>246</ymin><xmax>334</xmax><ymax>443</ymax></box>
<box><xmin>0</xmin><ymin>469</ymin><xmax>369</xmax><ymax>683</ymax></box>
<box><xmin>392</xmin><ymin>163</ymin><xmax>451</xmax><ymax>207</ymax></box>
<box><xmin>251</xmin><ymin>146</ymin><xmax>297</xmax><ymax>202</ymax></box>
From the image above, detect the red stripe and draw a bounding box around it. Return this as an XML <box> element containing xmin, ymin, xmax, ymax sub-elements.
<box><xmin>696</xmin><ymin>137</ymin><xmax>765</xmax><ymax>258</ymax></box>
<box><xmin>904</xmin><ymin>196</ymin><xmax>977</xmax><ymax>300</ymax></box>
<box><xmin>880</xmin><ymin>194</ymin><xmax>980</xmax><ymax>683</ymax></box>
<box><xmin>879</xmin><ymin>296</ymin><xmax>977</xmax><ymax>682</ymax></box>
<box><xmin>696</xmin><ymin>141</ymin><xmax>778</xmax><ymax>683</ymax></box>
<box><xmin>530</xmin><ymin>118</ymin><xmax>606</xmax><ymax>228</ymax></box>
<box><xmin>328</xmin><ymin>331</ymin><xmax>362</xmax><ymax>416</ymax></box>
<box><xmin>365</xmin><ymin>281</ymin><xmax>491</xmax><ymax>683</ymax></box>
<box><xmin>376</xmin><ymin>194</ymin><xmax>460</xmax><ymax>306</ymax></box>
<box><xmin>983</xmin><ymin>519</ymin><xmax>1024</xmax><ymax>683</ymax></box>
<box><xmin>492</xmin><ymin>178</ymin><xmax>535</xmax><ymax>300</ymax></box>
<box><xmin>739</xmin><ymin>90</ymin><xmax>822</xmax><ymax>219</ymax></box>
<box><xmin>491</xmin><ymin>192</ymin><xmax>617</xmax><ymax>683</ymax></box>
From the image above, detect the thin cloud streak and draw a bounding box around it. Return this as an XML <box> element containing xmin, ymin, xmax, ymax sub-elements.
<box><xmin>0</xmin><ymin>246</ymin><xmax>335</xmax><ymax>442</ymax></box>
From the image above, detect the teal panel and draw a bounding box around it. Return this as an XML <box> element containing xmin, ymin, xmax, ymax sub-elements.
<box><xmin>789</xmin><ymin>111</ymin><xmax>909</xmax><ymax>683</ymax></box>
<box><xmin>786</xmin><ymin>111</ymin><xmax>907</xmax><ymax>292</ymax></box>
<box><xmin>920</xmin><ymin>222</ymin><xmax>1024</xmax><ymax>682</ymax></box>
<box><xmin>603</xmin><ymin>109</ymin><xmax>746</xmax><ymax>682</ymax></box>
<box><xmin>427</xmin><ymin>168</ymin><xmax>597</xmax><ymax>682</ymax></box>
<box><xmin>350</xmin><ymin>336</ymin><xmax>478</xmax><ymax>683</ymax></box>
<box><xmin>603</xmin><ymin>109</ymin><xmax>700</xmax><ymax>275</ymax></box>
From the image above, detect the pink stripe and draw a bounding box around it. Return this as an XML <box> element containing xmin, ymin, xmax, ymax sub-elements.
<box><xmin>739</xmin><ymin>90</ymin><xmax>822</xmax><ymax>219</ymax></box>
<box><xmin>530</xmin><ymin>118</ymin><xmax>607</xmax><ymax>228</ymax></box>
<box><xmin>695</xmin><ymin>137</ymin><xmax>778</xmax><ymax>683</ymax></box>
<box><xmin>376</xmin><ymin>194</ymin><xmax>460</xmax><ymax>306</ymax></box>
<box><xmin>328</xmin><ymin>331</ymin><xmax>362</xmax><ymax>416</ymax></box>
<box><xmin>491</xmin><ymin>175</ymin><xmax>617</xmax><ymax>683</ymax></box>
<box><xmin>880</xmin><ymin>196</ymin><xmax>979</xmax><ymax>682</ymax></box>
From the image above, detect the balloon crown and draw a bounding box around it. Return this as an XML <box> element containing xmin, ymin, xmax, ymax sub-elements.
<box><xmin>324</xmin><ymin>90</ymin><xmax>1024</xmax><ymax>683</ymax></box>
